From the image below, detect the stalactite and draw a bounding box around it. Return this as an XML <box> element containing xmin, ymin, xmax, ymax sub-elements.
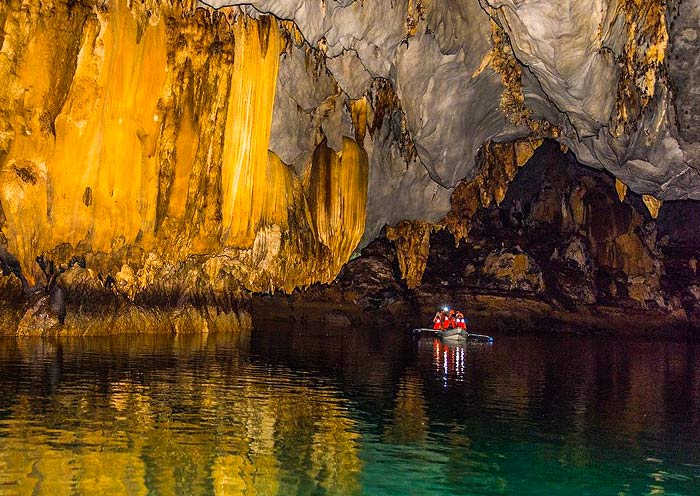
<box><xmin>350</xmin><ymin>97</ymin><xmax>368</xmax><ymax>145</ymax></box>
<box><xmin>386</xmin><ymin>220</ymin><xmax>435</xmax><ymax>289</ymax></box>
<box><xmin>615</xmin><ymin>179</ymin><xmax>628</xmax><ymax>202</ymax></box>
<box><xmin>306</xmin><ymin>137</ymin><xmax>369</xmax><ymax>273</ymax></box>
<box><xmin>642</xmin><ymin>194</ymin><xmax>663</xmax><ymax>219</ymax></box>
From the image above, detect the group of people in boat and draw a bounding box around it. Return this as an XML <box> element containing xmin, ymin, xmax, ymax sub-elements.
<box><xmin>432</xmin><ymin>307</ymin><xmax>467</xmax><ymax>331</ymax></box>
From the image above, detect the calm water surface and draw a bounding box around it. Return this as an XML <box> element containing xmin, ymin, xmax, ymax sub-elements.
<box><xmin>0</xmin><ymin>325</ymin><xmax>699</xmax><ymax>495</ymax></box>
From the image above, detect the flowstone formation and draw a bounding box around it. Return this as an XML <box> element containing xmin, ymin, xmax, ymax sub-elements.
<box><xmin>0</xmin><ymin>1</ymin><xmax>371</xmax><ymax>330</ymax></box>
<box><xmin>0</xmin><ymin>0</ymin><xmax>698</xmax><ymax>334</ymax></box>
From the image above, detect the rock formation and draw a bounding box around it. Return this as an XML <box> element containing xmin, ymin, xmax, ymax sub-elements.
<box><xmin>0</xmin><ymin>1</ymin><xmax>369</xmax><ymax>300</ymax></box>
<box><xmin>0</xmin><ymin>0</ymin><xmax>699</xmax><ymax>333</ymax></box>
<box><xmin>275</xmin><ymin>141</ymin><xmax>700</xmax><ymax>335</ymax></box>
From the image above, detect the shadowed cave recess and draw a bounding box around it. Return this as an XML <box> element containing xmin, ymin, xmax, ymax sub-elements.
<box><xmin>1</xmin><ymin>0</ymin><xmax>700</xmax><ymax>337</ymax></box>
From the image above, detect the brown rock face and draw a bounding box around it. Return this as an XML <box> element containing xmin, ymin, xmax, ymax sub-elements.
<box><xmin>0</xmin><ymin>273</ymin><xmax>23</xmax><ymax>333</ymax></box>
<box><xmin>386</xmin><ymin>220</ymin><xmax>434</xmax><ymax>290</ymax></box>
<box><xmin>550</xmin><ymin>236</ymin><xmax>597</xmax><ymax>306</ymax></box>
<box><xmin>481</xmin><ymin>250</ymin><xmax>545</xmax><ymax>295</ymax></box>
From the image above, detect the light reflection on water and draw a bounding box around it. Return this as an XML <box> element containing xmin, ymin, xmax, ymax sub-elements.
<box><xmin>0</xmin><ymin>328</ymin><xmax>698</xmax><ymax>495</ymax></box>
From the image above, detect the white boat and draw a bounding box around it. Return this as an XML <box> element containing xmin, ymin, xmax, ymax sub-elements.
<box><xmin>412</xmin><ymin>328</ymin><xmax>494</xmax><ymax>343</ymax></box>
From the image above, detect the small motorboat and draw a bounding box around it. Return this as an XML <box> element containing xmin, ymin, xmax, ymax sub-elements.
<box><xmin>412</xmin><ymin>328</ymin><xmax>494</xmax><ymax>343</ymax></box>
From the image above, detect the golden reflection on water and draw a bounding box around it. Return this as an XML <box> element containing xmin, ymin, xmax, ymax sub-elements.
<box><xmin>383</xmin><ymin>369</ymin><xmax>428</xmax><ymax>444</ymax></box>
<box><xmin>0</xmin><ymin>333</ymin><xmax>361</xmax><ymax>495</ymax></box>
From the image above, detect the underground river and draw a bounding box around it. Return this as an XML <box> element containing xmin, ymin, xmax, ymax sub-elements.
<box><xmin>0</xmin><ymin>324</ymin><xmax>698</xmax><ymax>495</ymax></box>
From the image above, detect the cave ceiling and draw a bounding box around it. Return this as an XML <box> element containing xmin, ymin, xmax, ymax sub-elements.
<box><xmin>206</xmin><ymin>0</ymin><xmax>700</xmax><ymax>210</ymax></box>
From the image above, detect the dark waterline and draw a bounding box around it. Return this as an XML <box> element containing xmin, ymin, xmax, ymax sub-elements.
<box><xmin>0</xmin><ymin>326</ymin><xmax>699</xmax><ymax>495</ymax></box>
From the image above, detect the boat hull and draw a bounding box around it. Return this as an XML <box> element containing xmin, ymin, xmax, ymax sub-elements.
<box><xmin>412</xmin><ymin>328</ymin><xmax>494</xmax><ymax>343</ymax></box>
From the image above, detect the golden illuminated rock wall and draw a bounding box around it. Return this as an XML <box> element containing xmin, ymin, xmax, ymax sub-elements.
<box><xmin>0</xmin><ymin>0</ymin><xmax>369</xmax><ymax>295</ymax></box>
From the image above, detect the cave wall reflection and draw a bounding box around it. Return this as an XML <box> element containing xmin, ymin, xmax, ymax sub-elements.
<box><xmin>0</xmin><ymin>333</ymin><xmax>361</xmax><ymax>495</ymax></box>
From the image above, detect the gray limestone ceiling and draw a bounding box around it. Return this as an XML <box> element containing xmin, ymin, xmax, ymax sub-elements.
<box><xmin>201</xmin><ymin>0</ymin><xmax>700</xmax><ymax>241</ymax></box>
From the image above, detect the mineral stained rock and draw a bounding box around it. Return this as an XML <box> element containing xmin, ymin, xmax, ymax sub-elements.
<box><xmin>1</xmin><ymin>0</ymin><xmax>699</xmax><ymax>309</ymax></box>
<box><xmin>0</xmin><ymin>1</ymin><xmax>368</xmax><ymax>299</ymax></box>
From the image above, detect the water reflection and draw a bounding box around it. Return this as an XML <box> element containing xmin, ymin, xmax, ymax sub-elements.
<box><xmin>0</xmin><ymin>330</ymin><xmax>698</xmax><ymax>495</ymax></box>
<box><xmin>411</xmin><ymin>335</ymin><xmax>700</xmax><ymax>495</ymax></box>
<box><xmin>423</xmin><ymin>338</ymin><xmax>470</xmax><ymax>384</ymax></box>
<box><xmin>0</xmin><ymin>333</ymin><xmax>361</xmax><ymax>495</ymax></box>
<box><xmin>383</xmin><ymin>369</ymin><xmax>427</xmax><ymax>444</ymax></box>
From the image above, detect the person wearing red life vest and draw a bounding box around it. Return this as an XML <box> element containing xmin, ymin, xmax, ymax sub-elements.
<box><xmin>441</xmin><ymin>311</ymin><xmax>452</xmax><ymax>330</ymax></box>
<box><xmin>455</xmin><ymin>310</ymin><xmax>466</xmax><ymax>330</ymax></box>
<box><xmin>432</xmin><ymin>310</ymin><xmax>444</xmax><ymax>330</ymax></box>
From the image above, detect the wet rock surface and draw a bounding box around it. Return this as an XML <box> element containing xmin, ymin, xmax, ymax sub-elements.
<box><xmin>0</xmin><ymin>255</ymin><xmax>254</xmax><ymax>336</ymax></box>
<box><xmin>481</xmin><ymin>249</ymin><xmax>544</xmax><ymax>295</ymax></box>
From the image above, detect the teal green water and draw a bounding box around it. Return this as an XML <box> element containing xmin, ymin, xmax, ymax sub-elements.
<box><xmin>0</xmin><ymin>328</ymin><xmax>698</xmax><ymax>495</ymax></box>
